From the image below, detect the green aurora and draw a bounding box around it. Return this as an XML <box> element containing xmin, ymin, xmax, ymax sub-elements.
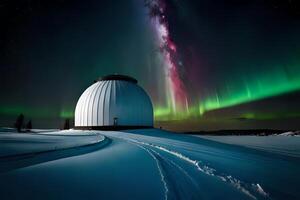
<box><xmin>1</xmin><ymin>64</ymin><xmax>300</xmax><ymax>122</ymax></box>
<box><xmin>154</xmin><ymin>64</ymin><xmax>300</xmax><ymax>121</ymax></box>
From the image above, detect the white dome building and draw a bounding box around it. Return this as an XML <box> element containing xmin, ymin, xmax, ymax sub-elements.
<box><xmin>74</xmin><ymin>75</ymin><xmax>153</xmax><ymax>130</ymax></box>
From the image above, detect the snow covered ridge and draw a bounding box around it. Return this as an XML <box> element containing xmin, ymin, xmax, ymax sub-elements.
<box><xmin>0</xmin><ymin>129</ymin><xmax>107</xmax><ymax>158</ymax></box>
<box><xmin>0</xmin><ymin>127</ymin><xmax>59</xmax><ymax>133</ymax></box>
<box><xmin>277</xmin><ymin>131</ymin><xmax>300</xmax><ymax>136</ymax></box>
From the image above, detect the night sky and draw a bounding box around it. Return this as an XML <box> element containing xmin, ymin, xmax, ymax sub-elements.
<box><xmin>1</xmin><ymin>0</ymin><xmax>300</xmax><ymax>131</ymax></box>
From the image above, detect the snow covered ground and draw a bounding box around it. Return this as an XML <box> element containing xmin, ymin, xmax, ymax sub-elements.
<box><xmin>197</xmin><ymin>135</ymin><xmax>300</xmax><ymax>158</ymax></box>
<box><xmin>0</xmin><ymin>129</ymin><xmax>299</xmax><ymax>200</ymax></box>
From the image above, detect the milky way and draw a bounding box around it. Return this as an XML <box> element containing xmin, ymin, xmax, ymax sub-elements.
<box><xmin>144</xmin><ymin>0</ymin><xmax>300</xmax><ymax>124</ymax></box>
<box><xmin>145</xmin><ymin>0</ymin><xmax>189</xmax><ymax>119</ymax></box>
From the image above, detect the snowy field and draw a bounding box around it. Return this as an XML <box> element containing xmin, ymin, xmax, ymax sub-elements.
<box><xmin>0</xmin><ymin>128</ymin><xmax>299</xmax><ymax>200</ymax></box>
<box><xmin>197</xmin><ymin>135</ymin><xmax>300</xmax><ymax>158</ymax></box>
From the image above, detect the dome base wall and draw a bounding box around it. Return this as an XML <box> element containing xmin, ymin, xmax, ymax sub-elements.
<box><xmin>74</xmin><ymin>125</ymin><xmax>153</xmax><ymax>131</ymax></box>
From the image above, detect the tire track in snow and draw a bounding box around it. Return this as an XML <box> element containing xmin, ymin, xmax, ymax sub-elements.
<box><xmin>149</xmin><ymin>148</ymin><xmax>202</xmax><ymax>200</ymax></box>
<box><xmin>114</xmin><ymin>136</ymin><xmax>201</xmax><ymax>200</ymax></box>
<box><xmin>120</xmin><ymin>137</ymin><xmax>270</xmax><ymax>200</ymax></box>
<box><xmin>156</xmin><ymin>151</ymin><xmax>200</xmax><ymax>191</ymax></box>
<box><xmin>132</xmin><ymin>143</ymin><xmax>169</xmax><ymax>200</ymax></box>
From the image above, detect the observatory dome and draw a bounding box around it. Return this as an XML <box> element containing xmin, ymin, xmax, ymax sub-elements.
<box><xmin>74</xmin><ymin>75</ymin><xmax>153</xmax><ymax>129</ymax></box>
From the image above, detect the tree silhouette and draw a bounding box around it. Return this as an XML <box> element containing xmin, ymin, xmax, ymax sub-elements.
<box><xmin>26</xmin><ymin>120</ymin><xmax>32</xmax><ymax>131</ymax></box>
<box><xmin>14</xmin><ymin>114</ymin><xmax>24</xmax><ymax>132</ymax></box>
<box><xmin>63</xmin><ymin>119</ymin><xmax>70</xmax><ymax>130</ymax></box>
